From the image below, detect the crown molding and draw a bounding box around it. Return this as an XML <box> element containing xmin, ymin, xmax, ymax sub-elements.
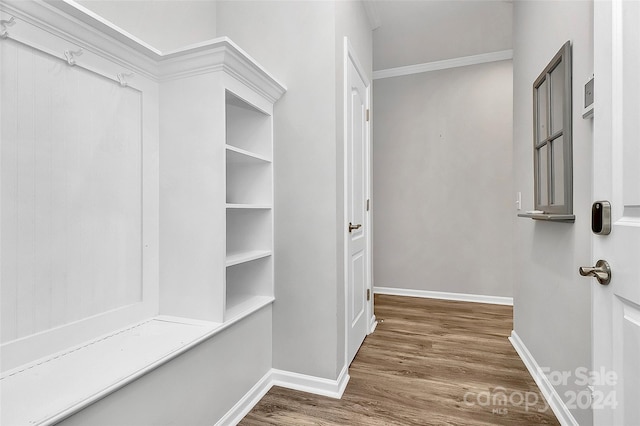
<box><xmin>157</xmin><ymin>38</ymin><xmax>286</xmax><ymax>103</ymax></box>
<box><xmin>1</xmin><ymin>0</ymin><xmax>286</xmax><ymax>101</ymax></box>
<box><xmin>373</xmin><ymin>49</ymin><xmax>513</xmax><ymax>80</ymax></box>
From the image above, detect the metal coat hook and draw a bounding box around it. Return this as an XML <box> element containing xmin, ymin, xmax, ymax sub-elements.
<box><xmin>117</xmin><ymin>72</ymin><xmax>134</xmax><ymax>87</ymax></box>
<box><xmin>0</xmin><ymin>16</ymin><xmax>16</xmax><ymax>39</ymax></box>
<box><xmin>64</xmin><ymin>48</ymin><xmax>83</xmax><ymax>66</ymax></box>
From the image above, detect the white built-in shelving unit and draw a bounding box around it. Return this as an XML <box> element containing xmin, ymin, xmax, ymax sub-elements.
<box><xmin>224</xmin><ymin>91</ymin><xmax>276</xmax><ymax>321</ymax></box>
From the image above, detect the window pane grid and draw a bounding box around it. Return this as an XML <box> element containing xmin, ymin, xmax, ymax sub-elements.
<box><xmin>550</xmin><ymin>58</ymin><xmax>565</xmax><ymax>134</ymax></box>
<box><xmin>537</xmin><ymin>78</ymin><xmax>548</xmax><ymax>142</ymax></box>
<box><xmin>537</xmin><ymin>144</ymin><xmax>549</xmax><ymax>206</ymax></box>
<box><xmin>551</xmin><ymin>136</ymin><xmax>565</xmax><ymax>205</ymax></box>
<box><xmin>532</xmin><ymin>41</ymin><xmax>572</xmax><ymax>215</ymax></box>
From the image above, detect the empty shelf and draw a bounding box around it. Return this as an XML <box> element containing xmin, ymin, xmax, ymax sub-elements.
<box><xmin>226</xmin><ymin>145</ymin><xmax>271</xmax><ymax>163</ymax></box>
<box><xmin>518</xmin><ymin>213</ymin><xmax>575</xmax><ymax>222</ymax></box>
<box><xmin>226</xmin><ymin>203</ymin><xmax>272</xmax><ymax>209</ymax></box>
<box><xmin>225</xmin><ymin>250</ymin><xmax>272</xmax><ymax>267</ymax></box>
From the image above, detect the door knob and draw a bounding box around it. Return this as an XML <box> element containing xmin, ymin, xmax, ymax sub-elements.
<box><xmin>579</xmin><ymin>259</ymin><xmax>611</xmax><ymax>285</ymax></box>
<box><xmin>348</xmin><ymin>222</ymin><xmax>362</xmax><ymax>233</ymax></box>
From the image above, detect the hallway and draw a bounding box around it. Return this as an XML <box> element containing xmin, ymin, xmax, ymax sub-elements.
<box><xmin>241</xmin><ymin>295</ymin><xmax>559</xmax><ymax>425</ymax></box>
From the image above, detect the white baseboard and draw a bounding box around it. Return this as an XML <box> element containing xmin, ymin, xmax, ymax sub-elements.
<box><xmin>369</xmin><ymin>314</ymin><xmax>378</xmax><ymax>334</ymax></box>
<box><xmin>217</xmin><ymin>365</ymin><xmax>350</xmax><ymax>425</ymax></box>
<box><xmin>509</xmin><ymin>331</ymin><xmax>578</xmax><ymax>426</ymax></box>
<box><xmin>271</xmin><ymin>364</ymin><xmax>350</xmax><ymax>399</ymax></box>
<box><xmin>373</xmin><ymin>286</ymin><xmax>513</xmax><ymax>306</ymax></box>
<box><xmin>215</xmin><ymin>370</ymin><xmax>273</xmax><ymax>426</ymax></box>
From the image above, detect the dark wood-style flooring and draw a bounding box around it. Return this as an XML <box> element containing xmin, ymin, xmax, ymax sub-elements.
<box><xmin>240</xmin><ymin>294</ymin><xmax>560</xmax><ymax>425</ymax></box>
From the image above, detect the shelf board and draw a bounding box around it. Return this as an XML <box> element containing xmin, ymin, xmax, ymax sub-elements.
<box><xmin>518</xmin><ymin>213</ymin><xmax>575</xmax><ymax>223</ymax></box>
<box><xmin>225</xmin><ymin>144</ymin><xmax>271</xmax><ymax>163</ymax></box>
<box><xmin>226</xmin><ymin>250</ymin><xmax>272</xmax><ymax>267</ymax></box>
<box><xmin>226</xmin><ymin>203</ymin><xmax>272</xmax><ymax>209</ymax></box>
<box><xmin>225</xmin><ymin>295</ymin><xmax>274</xmax><ymax>322</ymax></box>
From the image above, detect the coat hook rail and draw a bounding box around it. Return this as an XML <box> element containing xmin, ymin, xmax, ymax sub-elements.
<box><xmin>64</xmin><ymin>48</ymin><xmax>83</xmax><ymax>66</ymax></box>
<box><xmin>0</xmin><ymin>16</ymin><xmax>16</xmax><ymax>39</ymax></box>
<box><xmin>117</xmin><ymin>72</ymin><xmax>134</xmax><ymax>87</ymax></box>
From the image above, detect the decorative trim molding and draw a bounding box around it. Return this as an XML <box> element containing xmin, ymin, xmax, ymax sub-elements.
<box><xmin>373</xmin><ymin>49</ymin><xmax>513</xmax><ymax>80</ymax></box>
<box><xmin>217</xmin><ymin>366</ymin><xmax>350</xmax><ymax>425</ymax></box>
<box><xmin>369</xmin><ymin>315</ymin><xmax>378</xmax><ymax>334</ymax></box>
<box><xmin>2</xmin><ymin>0</ymin><xmax>159</xmax><ymax>80</ymax></box>
<box><xmin>215</xmin><ymin>370</ymin><xmax>273</xmax><ymax>426</ymax></box>
<box><xmin>1</xmin><ymin>0</ymin><xmax>286</xmax><ymax>102</ymax></box>
<box><xmin>342</xmin><ymin>36</ymin><xmax>373</xmax><ymax>371</ymax></box>
<box><xmin>509</xmin><ymin>331</ymin><xmax>579</xmax><ymax>426</ymax></box>
<box><xmin>271</xmin><ymin>365</ymin><xmax>350</xmax><ymax>399</ymax></box>
<box><xmin>373</xmin><ymin>287</ymin><xmax>513</xmax><ymax>306</ymax></box>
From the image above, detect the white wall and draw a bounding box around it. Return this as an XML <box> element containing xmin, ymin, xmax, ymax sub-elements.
<box><xmin>216</xmin><ymin>0</ymin><xmax>373</xmax><ymax>380</ymax></box>
<box><xmin>512</xmin><ymin>2</ymin><xmax>593</xmax><ymax>425</ymax></box>
<box><xmin>76</xmin><ymin>0</ymin><xmax>217</xmax><ymax>52</ymax></box>
<box><xmin>373</xmin><ymin>61</ymin><xmax>514</xmax><ymax>298</ymax></box>
<box><xmin>216</xmin><ymin>0</ymin><xmax>338</xmax><ymax>380</ymax></box>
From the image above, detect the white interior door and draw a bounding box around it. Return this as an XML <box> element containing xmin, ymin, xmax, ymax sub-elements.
<box><xmin>592</xmin><ymin>1</ymin><xmax>640</xmax><ymax>424</ymax></box>
<box><xmin>345</xmin><ymin>39</ymin><xmax>370</xmax><ymax>365</ymax></box>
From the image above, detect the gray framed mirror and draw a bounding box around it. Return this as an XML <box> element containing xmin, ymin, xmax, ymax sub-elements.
<box><xmin>533</xmin><ymin>41</ymin><xmax>573</xmax><ymax>216</ymax></box>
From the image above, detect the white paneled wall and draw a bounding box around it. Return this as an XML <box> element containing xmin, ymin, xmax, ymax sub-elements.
<box><xmin>1</xmin><ymin>1</ymin><xmax>286</xmax><ymax>422</ymax></box>
<box><xmin>1</xmin><ymin>41</ymin><xmax>143</xmax><ymax>343</ymax></box>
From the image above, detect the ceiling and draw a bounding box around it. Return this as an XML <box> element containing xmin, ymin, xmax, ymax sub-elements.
<box><xmin>368</xmin><ymin>0</ymin><xmax>513</xmax><ymax>71</ymax></box>
<box><xmin>75</xmin><ymin>0</ymin><xmax>512</xmax><ymax>70</ymax></box>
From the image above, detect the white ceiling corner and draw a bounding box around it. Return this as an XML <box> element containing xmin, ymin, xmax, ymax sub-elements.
<box><xmin>362</xmin><ymin>0</ymin><xmax>381</xmax><ymax>31</ymax></box>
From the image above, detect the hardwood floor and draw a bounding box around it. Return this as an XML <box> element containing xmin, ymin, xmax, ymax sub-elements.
<box><xmin>240</xmin><ymin>294</ymin><xmax>560</xmax><ymax>425</ymax></box>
